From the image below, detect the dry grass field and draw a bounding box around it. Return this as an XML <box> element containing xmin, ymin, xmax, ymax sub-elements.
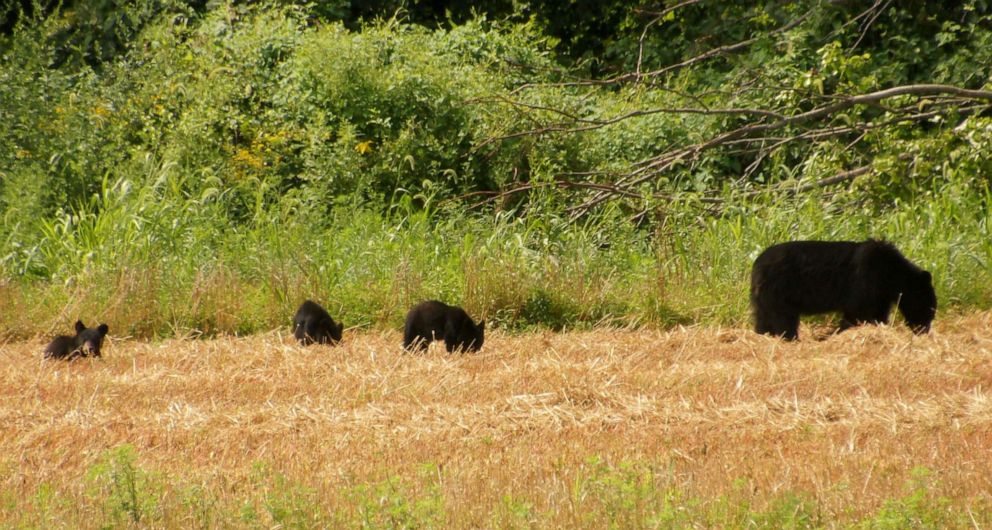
<box><xmin>2</xmin><ymin>313</ymin><xmax>992</xmax><ymax>528</ymax></box>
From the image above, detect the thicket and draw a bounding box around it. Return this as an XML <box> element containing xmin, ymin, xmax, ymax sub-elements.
<box><xmin>1</xmin><ymin>1</ymin><xmax>990</xmax><ymax>338</ymax></box>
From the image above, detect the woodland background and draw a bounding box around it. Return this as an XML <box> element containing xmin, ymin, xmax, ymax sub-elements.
<box><xmin>1</xmin><ymin>0</ymin><xmax>990</xmax><ymax>336</ymax></box>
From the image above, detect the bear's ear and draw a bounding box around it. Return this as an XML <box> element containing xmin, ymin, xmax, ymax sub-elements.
<box><xmin>921</xmin><ymin>270</ymin><xmax>932</xmax><ymax>283</ymax></box>
<box><xmin>75</xmin><ymin>320</ymin><xmax>86</xmax><ymax>333</ymax></box>
<box><xmin>477</xmin><ymin>320</ymin><xmax>485</xmax><ymax>331</ymax></box>
<box><xmin>336</xmin><ymin>322</ymin><xmax>344</xmax><ymax>334</ymax></box>
<box><xmin>97</xmin><ymin>324</ymin><xmax>109</xmax><ymax>336</ymax></box>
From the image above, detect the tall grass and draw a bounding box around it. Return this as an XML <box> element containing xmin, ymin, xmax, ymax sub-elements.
<box><xmin>1</xmin><ymin>165</ymin><xmax>988</xmax><ymax>339</ymax></box>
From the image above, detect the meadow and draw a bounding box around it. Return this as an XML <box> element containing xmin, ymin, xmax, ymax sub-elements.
<box><xmin>1</xmin><ymin>314</ymin><xmax>990</xmax><ymax>528</ymax></box>
<box><xmin>2</xmin><ymin>2</ymin><xmax>992</xmax><ymax>527</ymax></box>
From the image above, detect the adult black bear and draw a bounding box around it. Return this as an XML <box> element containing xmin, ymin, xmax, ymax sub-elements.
<box><xmin>750</xmin><ymin>240</ymin><xmax>936</xmax><ymax>340</ymax></box>
<box><xmin>44</xmin><ymin>320</ymin><xmax>109</xmax><ymax>360</ymax></box>
<box><xmin>292</xmin><ymin>300</ymin><xmax>344</xmax><ymax>346</ymax></box>
<box><xmin>403</xmin><ymin>300</ymin><xmax>485</xmax><ymax>352</ymax></box>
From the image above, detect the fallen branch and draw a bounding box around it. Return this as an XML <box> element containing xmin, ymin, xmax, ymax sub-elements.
<box><xmin>565</xmin><ymin>85</ymin><xmax>992</xmax><ymax>216</ymax></box>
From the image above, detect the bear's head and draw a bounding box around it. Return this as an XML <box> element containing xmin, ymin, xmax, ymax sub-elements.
<box><xmin>898</xmin><ymin>270</ymin><xmax>937</xmax><ymax>334</ymax></box>
<box><xmin>462</xmin><ymin>319</ymin><xmax>485</xmax><ymax>352</ymax></box>
<box><xmin>75</xmin><ymin>320</ymin><xmax>110</xmax><ymax>357</ymax></box>
<box><xmin>328</xmin><ymin>320</ymin><xmax>344</xmax><ymax>344</ymax></box>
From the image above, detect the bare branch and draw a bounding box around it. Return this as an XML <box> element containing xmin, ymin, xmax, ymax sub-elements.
<box><xmin>633</xmin><ymin>0</ymin><xmax>705</xmax><ymax>19</ymax></box>
<box><xmin>635</xmin><ymin>0</ymin><xmax>705</xmax><ymax>79</ymax></box>
<box><xmin>639</xmin><ymin>12</ymin><xmax>812</xmax><ymax>81</ymax></box>
<box><xmin>511</xmin><ymin>4</ymin><xmax>810</xmax><ymax>93</ymax></box>
<box><xmin>473</xmin><ymin>103</ymin><xmax>786</xmax><ymax>151</ymax></box>
<box><xmin>850</xmin><ymin>0</ymin><xmax>891</xmax><ymax>51</ymax></box>
<box><xmin>561</xmin><ymin>85</ymin><xmax>992</xmax><ymax>216</ymax></box>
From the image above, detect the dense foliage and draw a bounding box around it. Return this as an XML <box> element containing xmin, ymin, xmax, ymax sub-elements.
<box><xmin>1</xmin><ymin>1</ymin><xmax>990</xmax><ymax>337</ymax></box>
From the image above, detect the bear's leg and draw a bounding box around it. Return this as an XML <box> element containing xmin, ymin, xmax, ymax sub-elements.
<box><xmin>443</xmin><ymin>326</ymin><xmax>468</xmax><ymax>353</ymax></box>
<box><xmin>753</xmin><ymin>305</ymin><xmax>776</xmax><ymax>335</ymax></box>
<box><xmin>296</xmin><ymin>320</ymin><xmax>317</xmax><ymax>345</ymax></box>
<box><xmin>755</xmin><ymin>306</ymin><xmax>800</xmax><ymax>340</ymax></box>
<box><xmin>840</xmin><ymin>304</ymin><xmax>891</xmax><ymax>332</ymax></box>
<box><xmin>778</xmin><ymin>313</ymin><xmax>800</xmax><ymax>341</ymax></box>
<box><xmin>869</xmin><ymin>304</ymin><xmax>892</xmax><ymax>325</ymax></box>
<box><xmin>443</xmin><ymin>322</ymin><xmax>462</xmax><ymax>353</ymax></box>
<box><xmin>403</xmin><ymin>331</ymin><xmax>430</xmax><ymax>352</ymax></box>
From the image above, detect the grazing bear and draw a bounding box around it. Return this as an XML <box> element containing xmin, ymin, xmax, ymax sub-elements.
<box><xmin>44</xmin><ymin>320</ymin><xmax>109</xmax><ymax>360</ymax></box>
<box><xmin>403</xmin><ymin>300</ymin><xmax>485</xmax><ymax>352</ymax></box>
<box><xmin>750</xmin><ymin>240</ymin><xmax>936</xmax><ymax>340</ymax></box>
<box><xmin>293</xmin><ymin>300</ymin><xmax>344</xmax><ymax>345</ymax></box>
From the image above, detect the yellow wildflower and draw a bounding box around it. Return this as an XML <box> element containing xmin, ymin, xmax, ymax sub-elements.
<box><xmin>232</xmin><ymin>148</ymin><xmax>264</xmax><ymax>170</ymax></box>
<box><xmin>355</xmin><ymin>140</ymin><xmax>373</xmax><ymax>155</ymax></box>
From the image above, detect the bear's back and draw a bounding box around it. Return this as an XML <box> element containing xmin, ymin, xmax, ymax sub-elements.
<box><xmin>44</xmin><ymin>335</ymin><xmax>78</xmax><ymax>359</ymax></box>
<box><xmin>752</xmin><ymin>240</ymin><xmax>868</xmax><ymax>314</ymax></box>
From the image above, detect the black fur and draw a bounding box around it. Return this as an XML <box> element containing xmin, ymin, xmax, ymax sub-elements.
<box><xmin>44</xmin><ymin>320</ymin><xmax>109</xmax><ymax>360</ymax></box>
<box><xmin>750</xmin><ymin>240</ymin><xmax>937</xmax><ymax>340</ymax></box>
<box><xmin>292</xmin><ymin>300</ymin><xmax>344</xmax><ymax>345</ymax></box>
<box><xmin>403</xmin><ymin>300</ymin><xmax>485</xmax><ymax>352</ymax></box>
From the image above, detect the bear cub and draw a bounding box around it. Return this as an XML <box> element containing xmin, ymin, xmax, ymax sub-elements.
<box><xmin>750</xmin><ymin>240</ymin><xmax>937</xmax><ymax>340</ymax></box>
<box><xmin>403</xmin><ymin>300</ymin><xmax>485</xmax><ymax>353</ymax></box>
<box><xmin>293</xmin><ymin>300</ymin><xmax>344</xmax><ymax>345</ymax></box>
<box><xmin>44</xmin><ymin>320</ymin><xmax>109</xmax><ymax>360</ymax></box>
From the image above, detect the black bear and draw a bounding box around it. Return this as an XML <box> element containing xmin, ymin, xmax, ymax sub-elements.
<box><xmin>750</xmin><ymin>240</ymin><xmax>937</xmax><ymax>340</ymax></box>
<box><xmin>403</xmin><ymin>300</ymin><xmax>485</xmax><ymax>352</ymax></box>
<box><xmin>293</xmin><ymin>300</ymin><xmax>344</xmax><ymax>345</ymax></box>
<box><xmin>44</xmin><ymin>320</ymin><xmax>109</xmax><ymax>360</ymax></box>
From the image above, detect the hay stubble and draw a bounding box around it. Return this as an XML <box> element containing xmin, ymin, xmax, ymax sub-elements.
<box><xmin>2</xmin><ymin>314</ymin><xmax>991</xmax><ymax>526</ymax></box>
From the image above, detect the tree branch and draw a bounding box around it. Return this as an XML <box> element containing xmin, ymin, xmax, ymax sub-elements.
<box><xmin>562</xmin><ymin>85</ymin><xmax>992</xmax><ymax>216</ymax></box>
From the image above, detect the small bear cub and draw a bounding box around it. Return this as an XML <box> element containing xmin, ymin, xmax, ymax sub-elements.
<box><xmin>292</xmin><ymin>300</ymin><xmax>344</xmax><ymax>345</ymax></box>
<box><xmin>403</xmin><ymin>300</ymin><xmax>485</xmax><ymax>353</ymax></box>
<box><xmin>44</xmin><ymin>320</ymin><xmax>109</xmax><ymax>360</ymax></box>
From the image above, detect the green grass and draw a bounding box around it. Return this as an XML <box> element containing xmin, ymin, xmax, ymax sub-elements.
<box><xmin>3</xmin><ymin>446</ymin><xmax>987</xmax><ymax>529</ymax></box>
<box><xmin>1</xmin><ymin>170</ymin><xmax>989</xmax><ymax>339</ymax></box>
